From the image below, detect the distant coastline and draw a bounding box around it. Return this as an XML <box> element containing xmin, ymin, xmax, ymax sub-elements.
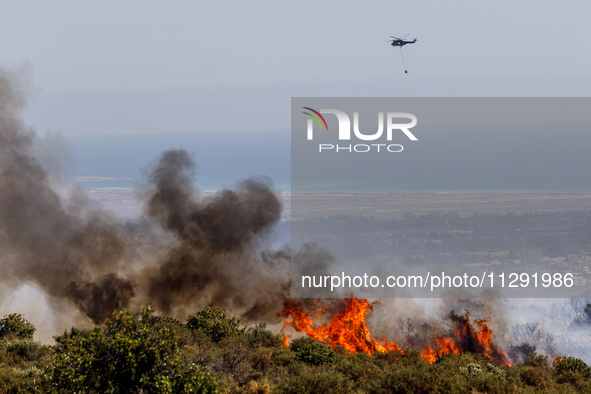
<box><xmin>290</xmin><ymin>192</ymin><xmax>591</xmax><ymax>220</ymax></box>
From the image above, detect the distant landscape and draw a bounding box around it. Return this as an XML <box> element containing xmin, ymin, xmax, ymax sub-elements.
<box><xmin>292</xmin><ymin>192</ymin><xmax>591</xmax><ymax>298</ymax></box>
<box><xmin>291</xmin><ymin>193</ymin><xmax>591</xmax><ymax>220</ymax></box>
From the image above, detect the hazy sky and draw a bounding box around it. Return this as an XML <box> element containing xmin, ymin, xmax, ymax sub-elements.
<box><xmin>1</xmin><ymin>1</ymin><xmax>590</xmax><ymax>136</ymax></box>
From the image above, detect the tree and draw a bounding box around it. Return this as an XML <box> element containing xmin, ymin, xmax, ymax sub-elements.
<box><xmin>553</xmin><ymin>356</ymin><xmax>591</xmax><ymax>379</ymax></box>
<box><xmin>186</xmin><ymin>306</ymin><xmax>244</xmax><ymax>343</ymax></box>
<box><xmin>0</xmin><ymin>313</ymin><xmax>35</xmax><ymax>340</ymax></box>
<box><xmin>48</xmin><ymin>306</ymin><xmax>218</xmax><ymax>393</ymax></box>
<box><xmin>290</xmin><ymin>337</ymin><xmax>338</xmax><ymax>366</ymax></box>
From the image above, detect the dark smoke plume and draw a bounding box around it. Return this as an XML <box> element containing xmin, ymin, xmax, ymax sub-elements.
<box><xmin>0</xmin><ymin>68</ymin><xmax>291</xmax><ymax>328</ymax></box>
<box><xmin>142</xmin><ymin>149</ymin><xmax>288</xmax><ymax>320</ymax></box>
<box><xmin>63</xmin><ymin>274</ymin><xmax>135</xmax><ymax>325</ymax></box>
<box><xmin>0</xmin><ymin>68</ymin><xmax>135</xmax><ymax>324</ymax></box>
<box><xmin>147</xmin><ymin>150</ymin><xmax>282</xmax><ymax>252</ymax></box>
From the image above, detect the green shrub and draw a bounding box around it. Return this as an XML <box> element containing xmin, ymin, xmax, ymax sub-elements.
<box><xmin>0</xmin><ymin>365</ymin><xmax>44</xmax><ymax>393</ymax></box>
<box><xmin>9</xmin><ymin>305</ymin><xmax>591</xmax><ymax>393</ymax></box>
<box><xmin>553</xmin><ymin>356</ymin><xmax>591</xmax><ymax>379</ymax></box>
<box><xmin>555</xmin><ymin>370</ymin><xmax>591</xmax><ymax>391</ymax></box>
<box><xmin>375</xmin><ymin>361</ymin><xmax>466</xmax><ymax>393</ymax></box>
<box><xmin>294</xmin><ymin>342</ymin><xmax>337</xmax><ymax>367</ymax></box>
<box><xmin>272</xmin><ymin>347</ymin><xmax>297</xmax><ymax>367</ymax></box>
<box><xmin>519</xmin><ymin>365</ymin><xmax>554</xmax><ymax>389</ymax></box>
<box><xmin>207</xmin><ymin>340</ymin><xmax>253</xmax><ymax>386</ymax></box>
<box><xmin>6</xmin><ymin>339</ymin><xmax>40</xmax><ymax>362</ymax></box>
<box><xmin>186</xmin><ymin>307</ymin><xmax>245</xmax><ymax>343</ymax></box>
<box><xmin>246</xmin><ymin>323</ymin><xmax>283</xmax><ymax>349</ymax></box>
<box><xmin>337</xmin><ymin>352</ymin><xmax>383</xmax><ymax>392</ymax></box>
<box><xmin>524</xmin><ymin>352</ymin><xmax>550</xmax><ymax>369</ymax></box>
<box><xmin>371</xmin><ymin>349</ymin><xmax>406</xmax><ymax>366</ymax></box>
<box><xmin>149</xmin><ymin>314</ymin><xmax>196</xmax><ymax>348</ymax></box>
<box><xmin>381</xmin><ymin>349</ymin><xmax>422</xmax><ymax>367</ymax></box>
<box><xmin>0</xmin><ymin>314</ymin><xmax>35</xmax><ymax>340</ymax></box>
<box><xmin>242</xmin><ymin>378</ymin><xmax>272</xmax><ymax>394</ymax></box>
<box><xmin>460</xmin><ymin>362</ymin><xmax>482</xmax><ymax>378</ymax></box>
<box><xmin>251</xmin><ymin>348</ymin><xmax>274</xmax><ymax>373</ymax></box>
<box><xmin>288</xmin><ymin>336</ymin><xmax>318</xmax><ymax>353</ymax></box>
<box><xmin>277</xmin><ymin>365</ymin><xmax>353</xmax><ymax>394</ymax></box>
<box><xmin>0</xmin><ymin>367</ymin><xmax>23</xmax><ymax>393</ymax></box>
<box><xmin>48</xmin><ymin>306</ymin><xmax>218</xmax><ymax>393</ymax></box>
<box><xmin>486</xmin><ymin>363</ymin><xmax>506</xmax><ymax>380</ymax></box>
<box><xmin>459</xmin><ymin>362</ymin><xmax>506</xmax><ymax>381</ymax></box>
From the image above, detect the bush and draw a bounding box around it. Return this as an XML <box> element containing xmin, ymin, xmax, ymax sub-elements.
<box><xmin>378</xmin><ymin>349</ymin><xmax>422</xmax><ymax>367</ymax></box>
<box><xmin>251</xmin><ymin>348</ymin><xmax>274</xmax><ymax>373</ymax></box>
<box><xmin>485</xmin><ymin>363</ymin><xmax>506</xmax><ymax>380</ymax></box>
<box><xmin>294</xmin><ymin>342</ymin><xmax>337</xmax><ymax>367</ymax></box>
<box><xmin>0</xmin><ymin>314</ymin><xmax>35</xmax><ymax>340</ymax></box>
<box><xmin>243</xmin><ymin>378</ymin><xmax>272</xmax><ymax>394</ymax></box>
<box><xmin>6</xmin><ymin>339</ymin><xmax>40</xmax><ymax>362</ymax></box>
<box><xmin>371</xmin><ymin>349</ymin><xmax>406</xmax><ymax>366</ymax></box>
<box><xmin>246</xmin><ymin>323</ymin><xmax>283</xmax><ymax>349</ymax></box>
<box><xmin>508</xmin><ymin>342</ymin><xmax>537</xmax><ymax>363</ymax></box>
<box><xmin>187</xmin><ymin>307</ymin><xmax>245</xmax><ymax>343</ymax></box>
<box><xmin>207</xmin><ymin>339</ymin><xmax>253</xmax><ymax>386</ymax></box>
<box><xmin>9</xmin><ymin>305</ymin><xmax>591</xmax><ymax>392</ymax></box>
<box><xmin>524</xmin><ymin>352</ymin><xmax>550</xmax><ymax>369</ymax></box>
<box><xmin>460</xmin><ymin>363</ymin><xmax>482</xmax><ymax>378</ymax></box>
<box><xmin>277</xmin><ymin>365</ymin><xmax>353</xmax><ymax>394</ymax></box>
<box><xmin>337</xmin><ymin>352</ymin><xmax>382</xmax><ymax>392</ymax></box>
<box><xmin>459</xmin><ymin>363</ymin><xmax>506</xmax><ymax>381</ymax></box>
<box><xmin>48</xmin><ymin>306</ymin><xmax>218</xmax><ymax>393</ymax></box>
<box><xmin>375</xmin><ymin>361</ymin><xmax>466</xmax><ymax>393</ymax></box>
<box><xmin>272</xmin><ymin>347</ymin><xmax>297</xmax><ymax>367</ymax></box>
<box><xmin>553</xmin><ymin>356</ymin><xmax>591</xmax><ymax>379</ymax></box>
<box><xmin>289</xmin><ymin>336</ymin><xmax>318</xmax><ymax>353</ymax></box>
<box><xmin>149</xmin><ymin>315</ymin><xmax>196</xmax><ymax>348</ymax></box>
<box><xmin>519</xmin><ymin>365</ymin><xmax>554</xmax><ymax>389</ymax></box>
<box><xmin>0</xmin><ymin>364</ymin><xmax>45</xmax><ymax>393</ymax></box>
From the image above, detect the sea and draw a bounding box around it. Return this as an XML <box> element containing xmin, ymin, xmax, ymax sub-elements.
<box><xmin>64</xmin><ymin>125</ymin><xmax>591</xmax><ymax>218</ymax></box>
<box><xmin>65</xmin><ymin>130</ymin><xmax>291</xmax><ymax>218</ymax></box>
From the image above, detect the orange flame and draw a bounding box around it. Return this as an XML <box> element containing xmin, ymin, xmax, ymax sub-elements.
<box><xmin>280</xmin><ymin>297</ymin><xmax>402</xmax><ymax>355</ymax></box>
<box><xmin>420</xmin><ymin>312</ymin><xmax>512</xmax><ymax>366</ymax></box>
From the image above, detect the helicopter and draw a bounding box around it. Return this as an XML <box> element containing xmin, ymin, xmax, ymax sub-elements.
<box><xmin>388</xmin><ymin>34</ymin><xmax>417</xmax><ymax>73</ymax></box>
<box><xmin>388</xmin><ymin>35</ymin><xmax>417</xmax><ymax>47</ymax></box>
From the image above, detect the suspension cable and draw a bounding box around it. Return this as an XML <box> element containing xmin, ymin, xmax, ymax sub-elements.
<box><xmin>399</xmin><ymin>47</ymin><xmax>408</xmax><ymax>73</ymax></box>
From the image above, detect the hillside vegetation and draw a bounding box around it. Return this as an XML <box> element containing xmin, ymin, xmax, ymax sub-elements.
<box><xmin>0</xmin><ymin>308</ymin><xmax>590</xmax><ymax>393</ymax></box>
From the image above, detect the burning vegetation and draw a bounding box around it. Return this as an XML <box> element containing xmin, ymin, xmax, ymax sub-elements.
<box><xmin>280</xmin><ymin>296</ymin><xmax>514</xmax><ymax>368</ymax></box>
<box><xmin>420</xmin><ymin>311</ymin><xmax>512</xmax><ymax>366</ymax></box>
<box><xmin>3</xmin><ymin>303</ymin><xmax>591</xmax><ymax>393</ymax></box>
<box><xmin>4</xmin><ymin>67</ymin><xmax>591</xmax><ymax>392</ymax></box>
<box><xmin>281</xmin><ymin>297</ymin><xmax>402</xmax><ymax>355</ymax></box>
